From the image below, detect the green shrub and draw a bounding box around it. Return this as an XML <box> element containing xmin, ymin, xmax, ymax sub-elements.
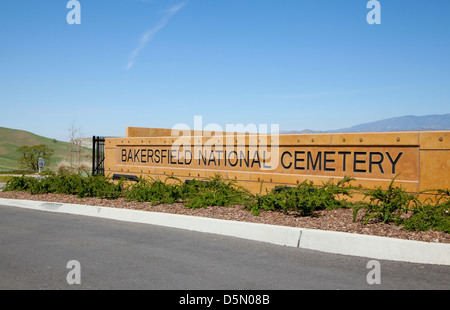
<box><xmin>126</xmin><ymin>177</ymin><xmax>182</xmax><ymax>205</ymax></box>
<box><xmin>181</xmin><ymin>175</ymin><xmax>254</xmax><ymax>209</ymax></box>
<box><xmin>125</xmin><ymin>174</ymin><xmax>253</xmax><ymax>208</ymax></box>
<box><xmin>3</xmin><ymin>173</ymin><xmax>449</xmax><ymax>235</ymax></box>
<box><xmin>402</xmin><ymin>203</ymin><xmax>450</xmax><ymax>233</ymax></box>
<box><xmin>246</xmin><ymin>176</ymin><xmax>354</xmax><ymax>216</ymax></box>
<box><xmin>4</xmin><ymin>173</ymin><xmax>123</xmax><ymax>199</ymax></box>
<box><xmin>352</xmin><ymin>177</ymin><xmax>420</xmax><ymax>224</ymax></box>
<box><xmin>77</xmin><ymin>175</ymin><xmax>125</xmax><ymax>199</ymax></box>
<box><xmin>402</xmin><ymin>190</ymin><xmax>450</xmax><ymax>233</ymax></box>
<box><xmin>3</xmin><ymin>176</ymin><xmax>39</xmax><ymax>192</ymax></box>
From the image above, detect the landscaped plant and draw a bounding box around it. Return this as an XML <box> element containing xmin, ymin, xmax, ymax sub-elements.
<box><xmin>3</xmin><ymin>173</ymin><xmax>124</xmax><ymax>199</ymax></box>
<box><xmin>352</xmin><ymin>176</ymin><xmax>420</xmax><ymax>224</ymax></box>
<box><xmin>76</xmin><ymin>174</ymin><xmax>125</xmax><ymax>199</ymax></box>
<box><xmin>126</xmin><ymin>176</ymin><xmax>183</xmax><ymax>205</ymax></box>
<box><xmin>180</xmin><ymin>175</ymin><xmax>254</xmax><ymax>209</ymax></box>
<box><xmin>3</xmin><ymin>175</ymin><xmax>39</xmax><ymax>192</ymax></box>
<box><xmin>126</xmin><ymin>174</ymin><xmax>253</xmax><ymax>208</ymax></box>
<box><xmin>3</xmin><ymin>173</ymin><xmax>449</xmax><ymax>234</ymax></box>
<box><xmin>246</xmin><ymin>176</ymin><xmax>355</xmax><ymax>216</ymax></box>
<box><xmin>401</xmin><ymin>189</ymin><xmax>450</xmax><ymax>233</ymax></box>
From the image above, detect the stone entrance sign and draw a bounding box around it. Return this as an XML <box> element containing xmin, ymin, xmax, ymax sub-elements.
<box><xmin>104</xmin><ymin>127</ymin><xmax>449</xmax><ymax>196</ymax></box>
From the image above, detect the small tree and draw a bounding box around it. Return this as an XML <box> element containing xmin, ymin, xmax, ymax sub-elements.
<box><xmin>17</xmin><ymin>144</ymin><xmax>54</xmax><ymax>171</ymax></box>
<box><xmin>67</xmin><ymin>119</ymin><xmax>84</xmax><ymax>173</ymax></box>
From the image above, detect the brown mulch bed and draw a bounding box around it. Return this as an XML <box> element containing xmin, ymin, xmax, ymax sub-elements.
<box><xmin>0</xmin><ymin>190</ymin><xmax>449</xmax><ymax>244</ymax></box>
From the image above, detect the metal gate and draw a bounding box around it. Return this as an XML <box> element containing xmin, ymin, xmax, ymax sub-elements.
<box><xmin>92</xmin><ymin>136</ymin><xmax>105</xmax><ymax>175</ymax></box>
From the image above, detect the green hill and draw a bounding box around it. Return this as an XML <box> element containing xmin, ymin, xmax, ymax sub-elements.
<box><xmin>0</xmin><ymin>126</ymin><xmax>91</xmax><ymax>172</ymax></box>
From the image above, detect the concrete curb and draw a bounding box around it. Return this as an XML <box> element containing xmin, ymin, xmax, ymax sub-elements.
<box><xmin>1</xmin><ymin>198</ymin><xmax>449</xmax><ymax>266</ymax></box>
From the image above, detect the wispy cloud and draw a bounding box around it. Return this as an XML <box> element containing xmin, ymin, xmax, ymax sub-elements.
<box><xmin>126</xmin><ymin>2</ymin><xmax>186</xmax><ymax>70</ymax></box>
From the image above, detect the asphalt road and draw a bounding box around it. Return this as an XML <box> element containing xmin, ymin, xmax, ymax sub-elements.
<box><xmin>0</xmin><ymin>204</ymin><xmax>449</xmax><ymax>292</ymax></box>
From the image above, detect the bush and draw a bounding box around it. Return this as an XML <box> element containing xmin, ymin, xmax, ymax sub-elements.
<box><xmin>246</xmin><ymin>176</ymin><xmax>354</xmax><ymax>216</ymax></box>
<box><xmin>402</xmin><ymin>203</ymin><xmax>450</xmax><ymax>233</ymax></box>
<box><xmin>3</xmin><ymin>173</ymin><xmax>449</xmax><ymax>235</ymax></box>
<box><xmin>352</xmin><ymin>176</ymin><xmax>420</xmax><ymax>224</ymax></box>
<box><xmin>125</xmin><ymin>174</ymin><xmax>253</xmax><ymax>208</ymax></box>
<box><xmin>3</xmin><ymin>176</ymin><xmax>39</xmax><ymax>192</ymax></box>
<box><xmin>181</xmin><ymin>175</ymin><xmax>254</xmax><ymax>209</ymax></box>
<box><xmin>4</xmin><ymin>173</ymin><xmax>124</xmax><ymax>199</ymax></box>
<box><xmin>402</xmin><ymin>190</ymin><xmax>450</xmax><ymax>233</ymax></box>
<box><xmin>126</xmin><ymin>177</ymin><xmax>182</xmax><ymax>205</ymax></box>
<box><xmin>56</xmin><ymin>161</ymin><xmax>72</xmax><ymax>175</ymax></box>
<box><xmin>76</xmin><ymin>175</ymin><xmax>125</xmax><ymax>199</ymax></box>
<box><xmin>352</xmin><ymin>180</ymin><xmax>450</xmax><ymax>233</ymax></box>
<box><xmin>56</xmin><ymin>160</ymin><xmax>92</xmax><ymax>176</ymax></box>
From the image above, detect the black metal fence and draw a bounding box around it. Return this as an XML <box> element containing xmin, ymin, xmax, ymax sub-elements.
<box><xmin>92</xmin><ymin>136</ymin><xmax>105</xmax><ymax>175</ymax></box>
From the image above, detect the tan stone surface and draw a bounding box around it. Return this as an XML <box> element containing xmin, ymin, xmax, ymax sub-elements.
<box><xmin>105</xmin><ymin>129</ymin><xmax>450</xmax><ymax>194</ymax></box>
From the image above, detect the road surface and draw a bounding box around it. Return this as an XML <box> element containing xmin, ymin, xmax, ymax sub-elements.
<box><xmin>0</xmin><ymin>204</ymin><xmax>449</xmax><ymax>293</ymax></box>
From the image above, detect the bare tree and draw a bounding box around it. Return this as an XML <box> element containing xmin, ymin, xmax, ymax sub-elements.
<box><xmin>67</xmin><ymin>119</ymin><xmax>83</xmax><ymax>173</ymax></box>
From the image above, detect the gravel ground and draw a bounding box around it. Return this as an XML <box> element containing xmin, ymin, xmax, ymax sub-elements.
<box><xmin>0</xmin><ymin>190</ymin><xmax>449</xmax><ymax>244</ymax></box>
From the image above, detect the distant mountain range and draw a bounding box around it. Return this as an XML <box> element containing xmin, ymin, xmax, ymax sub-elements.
<box><xmin>282</xmin><ymin>113</ymin><xmax>450</xmax><ymax>134</ymax></box>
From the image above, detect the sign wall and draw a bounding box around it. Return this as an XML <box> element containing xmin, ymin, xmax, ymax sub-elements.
<box><xmin>104</xmin><ymin>127</ymin><xmax>449</xmax><ymax>195</ymax></box>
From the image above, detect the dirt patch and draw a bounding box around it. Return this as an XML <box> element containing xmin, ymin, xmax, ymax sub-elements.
<box><xmin>0</xmin><ymin>190</ymin><xmax>449</xmax><ymax>244</ymax></box>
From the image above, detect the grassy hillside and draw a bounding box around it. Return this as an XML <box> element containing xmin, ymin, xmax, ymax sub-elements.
<box><xmin>0</xmin><ymin>127</ymin><xmax>91</xmax><ymax>172</ymax></box>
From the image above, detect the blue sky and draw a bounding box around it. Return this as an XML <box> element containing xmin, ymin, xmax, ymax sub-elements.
<box><xmin>1</xmin><ymin>0</ymin><xmax>449</xmax><ymax>141</ymax></box>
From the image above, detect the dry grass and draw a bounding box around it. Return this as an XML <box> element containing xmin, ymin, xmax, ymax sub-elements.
<box><xmin>56</xmin><ymin>160</ymin><xmax>91</xmax><ymax>175</ymax></box>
